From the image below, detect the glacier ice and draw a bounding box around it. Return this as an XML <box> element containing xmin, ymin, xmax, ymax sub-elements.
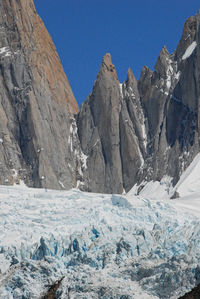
<box><xmin>0</xmin><ymin>184</ymin><xmax>200</xmax><ymax>298</ymax></box>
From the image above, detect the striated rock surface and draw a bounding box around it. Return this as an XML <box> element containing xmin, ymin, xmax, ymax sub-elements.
<box><xmin>77</xmin><ymin>54</ymin><xmax>145</xmax><ymax>193</ymax></box>
<box><xmin>140</xmin><ymin>10</ymin><xmax>200</xmax><ymax>187</ymax></box>
<box><xmin>0</xmin><ymin>0</ymin><xmax>80</xmax><ymax>189</ymax></box>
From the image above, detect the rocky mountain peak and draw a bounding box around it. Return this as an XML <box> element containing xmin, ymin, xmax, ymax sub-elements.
<box><xmin>160</xmin><ymin>45</ymin><xmax>170</xmax><ymax>56</ymax></box>
<box><xmin>175</xmin><ymin>13</ymin><xmax>199</xmax><ymax>61</ymax></box>
<box><xmin>154</xmin><ymin>45</ymin><xmax>172</xmax><ymax>76</ymax></box>
<box><xmin>126</xmin><ymin>67</ymin><xmax>137</xmax><ymax>85</ymax></box>
<box><xmin>100</xmin><ymin>53</ymin><xmax>119</xmax><ymax>82</ymax></box>
<box><xmin>139</xmin><ymin>65</ymin><xmax>153</xmax><ymax>79</ymax></box>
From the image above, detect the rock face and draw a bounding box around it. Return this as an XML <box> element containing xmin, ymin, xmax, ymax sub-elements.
<box><xmin>138</xmin><ymin>11</ymin><xmax>200</xmax><ymax>188</ymax></box>
<box><xmin>77</xmin><ymin>54</ymin><xmax>146</xmax><ymax>193</ymax></box>
<box><xmin>77</xmin><ymin>10</ymin><xmax>200</xmax><ymax>194</ymax></box>
<box><xmin>0</xmin><ymin>0</ymin><xmax>80</xmax><ymax>189</ymax></box>
<box><xmin>0</xmin><ymin>1</ymin><xmax>200</xmax><ymax>194</ymax></box>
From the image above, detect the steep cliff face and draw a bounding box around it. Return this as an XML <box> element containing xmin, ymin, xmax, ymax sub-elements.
<box><xmin>77</xmin><ymin>10</ymin><xmax>200</xmax><ymax>194</ymax></box>
<box><xmin>0</xmin><ymin>0</ymin><xmax>79</xmax><ymax>189</ymax></box>
<box><xmin>77</xmin><ymin>54</ymin><xmax>146</xmax><ymax>193</ymax></box>
<box><xmin>140</xmin><ymin>10</ymin><xmax>200</xmax><ymax>186</ymax></box>
<box><xmin>1</xmin><ymin>1</ymin><xmax>200</xmax><ymax>194</ymax></box>
<box><xmin>77</xmin><ymin>54</ymin><xmax>124</xmax><ymax>193</ymax></box>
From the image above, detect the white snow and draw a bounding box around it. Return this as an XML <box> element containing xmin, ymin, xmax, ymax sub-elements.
<box><xmin>171</xmin><ymin>192</ymin><xmax>200</xmax><ymax>218</ymax></box>
<box><xmin>138</xmin><ymin>176</ymin><xmax>173</xmax><ymax>200</ymax></box>
<box><xmin>175</xmin><ymin>71</ymin><xmax>181</xmax><ymax>80</ymax></box>
<box><xmin>119</xmin><ymin>83</ymin><xmax>123</xmax><ymax>97</ymax></box>
<box><xmin>0</xmin><ymin>46</ymin><xmax>11</xmax><ymax>57</ymax></box>
<box><xmin>0</xmin><ymin>138</ymin><xmax>3</xmax><ymax>143</ymax></box>
<box><xmin>141</xmin><ymin>122</ymin><xmax>147</xmax><ymax>149</ymax></box>
<box><xmin>58</xmin><ymin>180</ymin><xmax>65</xmax><ymax>188</ymax></box>
<box><xmin>11</xmin><ymin>169</ymin><xmax>18</xmax><ymax>181</ymax></box>
<box><xmin>37</xmin><ymin>147</ymin><xmax>44</xmax><ymax>153</ymax></box>
<box><xmin>174</xmin><ymin>153</ymin><xmax>200</xmax><ymax>197</ymax></box>
<box><xmin>124</xmin><ymin>85</ymin><xmax>136</xmax><ymax>99</ymax></box>
<box><xmin>92</xmin><ymin>138</ymin><xmax>100</xmax><ymax>147</ymax></box>
<box><xmin>128</xmin><ymin>153</ymin><xmax>200</xmax><ymax>220</ymax></box>
<box><xmin>182</xmin><ymin>41</ymin><xmax>197</xmax><ymax>60</ymax></box>
<box><xmin>164</xmin><ymin>57</ymin><xmax>180</xmax><ymax>94</ymax></box>
<box><xmin>68</xmin><ymin>122</ymin><xmax>77</xmax><ymax>152</ymax></box>
<box><xmin>165</xmin><ymin>57</ymin><xmax>174</xmax><ymax>91</ymax></box>
<box><xmin>0</xmin><ymin>179</ymin><xmax>200</xmax><ymax>298</ymax></box>
<box><xmin>184</xmin><ymin>34</ymin><xmax>190</xmax><ymax>41</ymax></box>
<box><xmin>80</xmin><ymin>151</ymin><xmax>88</xmax><ymax>169</ymax></box>
<box><xmin>138</xmin><ymin>147</ymin><xmax>144</xmax><ymax>167</ymax></box>
<box><xmin>0</xmin><ymin>46</ymin><xmax>9</xmax><ymax>54</ymax></box>
<box><xmin>1</xmin><ymin>153</ymin><xmax>200</xmax><ymax>297</ymax></box>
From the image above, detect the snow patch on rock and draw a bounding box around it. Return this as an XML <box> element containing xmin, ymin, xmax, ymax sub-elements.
<box><xmin>182</xmin><ymin>41</ymin><xmax>197</xmax><ymax>60</ymax></box>
<box><xmin>0</xmin><ymin>46</ymin><xmax>12</xmax><ymax>57</ymax></box>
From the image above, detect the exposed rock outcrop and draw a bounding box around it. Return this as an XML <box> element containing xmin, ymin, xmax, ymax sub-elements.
<box><xmin>77</xmin><ymin>10</ymin><xmax>200</xmax><ymax>194</ymax></box>
<box><xmin>1</xmin><ymin>1</ymin><xmax>200</xmax><ymax>194</ymax></box>
<box><xmin>0</xmin><ymin>0</ymin><xmax>79</xmax><ymax>189</ymax></box>
<box><xmin>77</xmin><ymin>54</ymin><xmax>146</xmax><ymax>193</ymax></box>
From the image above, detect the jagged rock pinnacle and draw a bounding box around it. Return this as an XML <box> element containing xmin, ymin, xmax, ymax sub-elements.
<box><xmin>127</xmin><ymin>68</ymin><xmax>137</xmax><ymax>85</ymax></box>
<box><xmin>101</xmin><ymin>53</ymin><xmax>119</xmax><ymax>82</ymax></box>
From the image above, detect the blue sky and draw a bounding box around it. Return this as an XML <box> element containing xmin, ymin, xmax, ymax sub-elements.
<box><xmin>34</xmin><ymin>0</ymin><xmax>200</xmax><ymax>107</ymax></box>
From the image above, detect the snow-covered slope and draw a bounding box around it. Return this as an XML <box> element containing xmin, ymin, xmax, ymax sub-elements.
<box><xmin>174</xmin><ymin>153</ymin><xmax>200</xmax><ymax>197</ymax></box>
<box><xmin>0</xmin><ymin>183</ymin><xmax>200</xmax><ymax>298</ymax></box>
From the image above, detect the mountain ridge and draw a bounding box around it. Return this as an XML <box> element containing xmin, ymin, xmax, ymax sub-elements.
<box><xmin>0</xmin><ymin>0</ymin><xmax>200</xmax><ymax>196</ymax></box>
<box><xmin>76</xmin><ymin>9</ymin><xmax>200</xmax><ymax>195</ymax></box>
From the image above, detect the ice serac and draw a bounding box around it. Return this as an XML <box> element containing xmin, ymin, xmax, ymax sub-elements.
<box><xmin>77</xmin><ymin>54</ymin><xmax>145</xmax><ymax>193</ymax></box>
<box><xmin>0</xmin><ymin>0</ymin><xmax>79</xmax><ymax>189</ymax></box>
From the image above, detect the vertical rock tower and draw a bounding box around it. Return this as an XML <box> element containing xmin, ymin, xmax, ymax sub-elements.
<box><xmin>77</xmin><ymin>54</ymin><xmax>146</xmax><ymax>193</ymax></box>
<box><xmin>0</xmin><ymin>0</ymin><xmax>79</xmax><ymax>189</ymax></box>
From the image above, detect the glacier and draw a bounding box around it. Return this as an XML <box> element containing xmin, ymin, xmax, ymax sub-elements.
<box><xmin>1</xmin><ymin>162</ymin><xmax>200</xmax><ymax>298</ymax></box>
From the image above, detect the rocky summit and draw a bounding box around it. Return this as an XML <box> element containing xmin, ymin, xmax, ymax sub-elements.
<box><xmin>77</xmin><ymin>10</ymin><xmax>200</xmax><ymax>195</ymax></box>
<box><xmin>0</xmin><ymin>0</ymin><xmax>200</xmax><ymax>196</ymax></box>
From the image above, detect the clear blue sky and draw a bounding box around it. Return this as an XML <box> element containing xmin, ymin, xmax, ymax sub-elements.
<box><xmin>34</xmin><ymin>0</ymin><xmax>200</xmax><ymax>107</ymax></box>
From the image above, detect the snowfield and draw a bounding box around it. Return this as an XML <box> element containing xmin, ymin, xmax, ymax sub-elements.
<box><xmin>1</xmin><ymin>156</ymin><xmax>200</xmax><ymax>298</ymax></box>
